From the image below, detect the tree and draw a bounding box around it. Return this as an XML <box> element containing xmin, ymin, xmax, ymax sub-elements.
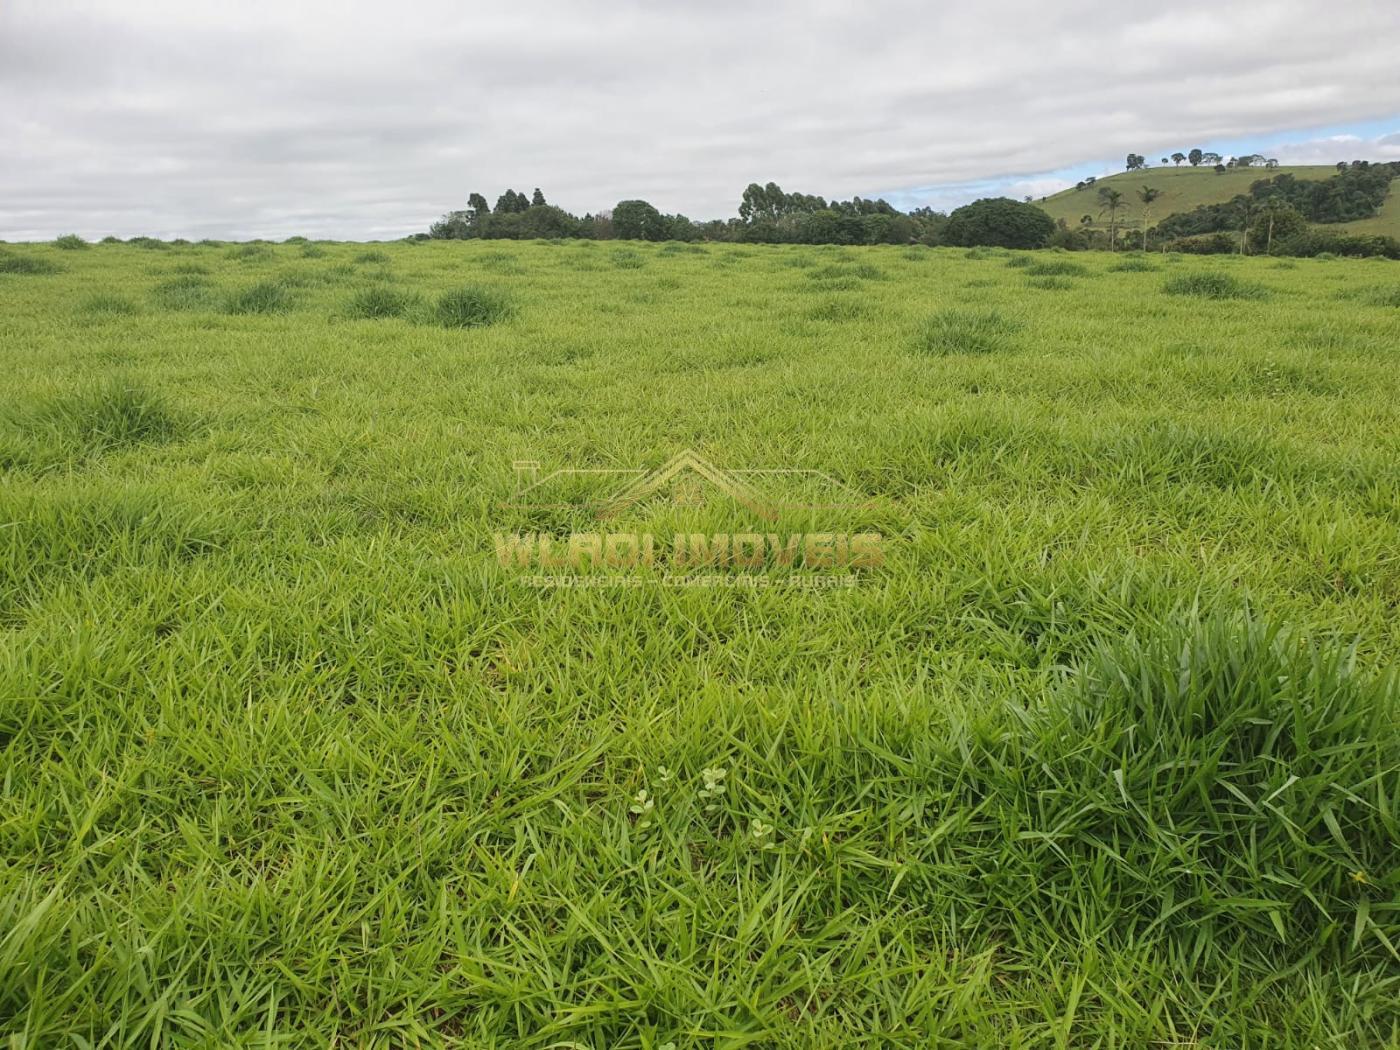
<box><xmin>1201</xmin><ymin>152</ymin><xmax>1222</xmax><ymax>166</ymax></box>
<box><xmin>1264</xmin><ymin>158</ymin><xmax>1279</xmax><ymax>169</ymax></box>
<box><xmin>943</xmin><ymin>197</ymin><xmax>1055</xmax><ymax>249</ymax></box>
<box><xmin>1097</xmin><ymin>187</ymin><xmax>1126</xmax><ymax>249</ymax></box>
<box><xmin>1250</xmin><ymin>199</ymin><xmax>1307</xmax><ymax>254</ymax></box>
<box><xmin>1137</xmin><ymin>185</ymin><xmax>1162</xmax><ymax>250</ymax></box>
<box><xmin>531</xmin><ymin>188</ymin><xmax>547</xmax><ymax>207</ymax></box>
<box><xmin>1160</xmin><ymin>157</ymin><xmax>1169</xmax><ymax>166</ymax></box>
<box><xmin>467</xmin><ymin>193</ymin><xmax>490</xmax><ymax>220</ymax></box>
<box><xmin>1188</xmin><ymin>148</ymin><xmax>1203</xmax><ymax>167</ymax></box>
<box><xmin>1214</xmin><ymin>164</ymin><xmax>1227</xmax><ymax>175</ymax></box>
<box><xmin>1126</xmin><ymin>153</ymin><xmax>1146</xmax><ymax>171</ymax></box>
<box><xmin>428</xmin><ymin>211</ymin><xmax>473</xmax><ymax>239</ymax></box>
<box><xmin>611</xmin><ymin>199</ymin><xmax>667</xmax><ymax>240</ymax></box>
<box><xmin>1172</xmin><ymin>152</ymin><xmax>1186</xmax><ymax>166</ymax></box>
<box><xmin>1336</xmin><ymin>161</ymin><xmax>1348</xmax><ymax>172</ymax></box>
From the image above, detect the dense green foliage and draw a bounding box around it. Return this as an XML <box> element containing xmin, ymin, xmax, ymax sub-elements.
<box><xmin>2</xmin><ymin>239</ymin><xmax>1399</xmax><ymax>1046</ymax></box>
<box><xmin>943</xmin><ymin>197</ymin><xmax>1056</xmax><ymax>249</ymax></box>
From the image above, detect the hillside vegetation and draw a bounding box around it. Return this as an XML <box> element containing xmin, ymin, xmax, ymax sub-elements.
<box><xmin>1040</xmin><ymin>164</ymin><xmax>1399</xmax><ymax>238</ymax></box>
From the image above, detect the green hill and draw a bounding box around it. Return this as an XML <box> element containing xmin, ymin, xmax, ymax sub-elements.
<box><xmin>1038</xmin><ymin>164</ymin><xmax>1399</xmax><ymax>239</ymax></box>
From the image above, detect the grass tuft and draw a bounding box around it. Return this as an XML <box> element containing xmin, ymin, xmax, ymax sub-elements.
<box><xmin>914</xmin><ymin>308</ymin><xmax>1021</xmax><ymax>354</ymax></box>
<box><xmin>151</xmin><ymin>274</ymin><xmax>218</xmax><ymax>311</ymax></box>
<box><xmin>1164</xmin><ymin>271</ymin><xmax>1268</xmax><ymax>299</ymax></box>
<box><xmin>224</xmin><ymin>280</ymin><xmax>295</xmax><ymax>315</ymax></box>
<box><xmin>0</xmin><ymin>252</ymin><xmax>63</xmax><ymax>275</ymax></box>
<box><xmin>10</xmin><ymin>379</ymin><xmax>184</xmax><ymax>459</ymax></box>
<box><xmin>344</xmin><ymin>285</ymin><xmax>419</xmax><ymax>320</ymax></box>
<box><xmin>433</xmin><ymin>285</ymin><xmax>514</xmax><ymax>328</ymax></box>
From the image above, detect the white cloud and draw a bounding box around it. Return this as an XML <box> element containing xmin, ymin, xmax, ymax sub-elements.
<box><xmin>3</xmin><ymin>0</ymin><xmax>1399</xmax><ymax>239</ymax></box>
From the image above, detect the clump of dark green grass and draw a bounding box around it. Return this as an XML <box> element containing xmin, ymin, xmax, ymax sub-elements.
<box><xmin>1164</xmin><ymin>271</ymin><xmax>1268</xmax><ymax>300</ymax></box>
<box><xmin>227</xmin><ymin>244</ymin><xmax>273</xmax><ymax>262</ymax></box>
<box><xmin>9</xmin><ymin>379</ymin><xmax>184</xmax><ymax>459</ymax></box>
<box><xmin>658</xmin><ymin>242</ymin><xmax>706</xmax><ymax>255</ymax></box>
<box><xmin>1000</xmin><ymin>613</ymin><xmax>1398</xmax><ymax>964</ymax></box>
<box><xmin>0</xmin><ymin>484</ymin><xmax>223</xmax><ymax>616</ymax></box>
<box><xmin>223</xmin><ymin>280</ymin><xmax>295</xmax><ymax>315</ymax></box>
<box><xmin>1026</xmin><ymin>275</ymin><xmax>1075</xmax><ymax>290</ymax></box>
<box><xmin>807</xmin><ymin>297</ymin><xmax>874</xmax><ymax>323</ymax></box>
<box><xmin>610</xmin><ymin>250</ymin><xmax>646</xmax><ymax>269</ymax></box>
<box><xmin>151</xmin><ymin>274</ymin><xmax>218</xmax><ymax>311</ymax></box>
<box><xmin>126</xmin><ymin>236</ymin><xmax>169</xmax><ymax>251</ymax></box>
<box><xmin>0</xmin><ymin>252</ymin><xmax>63</xmax><ymax>275</ymax></box>
<box><xmin>53</xmin><ymin>234</ymin><xmax>89</xmax><ymax>250</ymax></box>
<box><xmin>75</xmin><ymin>294</ymin><xmax>139</xmax><ymax>319</ymax></box>
<box><xmin>1110</xmin><ymin>257</ymin><xmax>1158</xmax><ymax>272</ymax></box>
<box><xmin>354</xmin><ymin>250</ymin><xmax>390</xmax><ymax>265</ymax></box>
<box><xmin>914</xmin><ymin>308</ymin><xmax>1022</xmax><ymax>355</ymax></box>
<box><xmin>1005</xmin><ymin>254</ymin><xmax>1034</xmax><ymax>269</ymax></box>
<box><xmin>1364</xmin><ymin>286</ymin><xmax>1400</xmax><ymax>307</ymax></box>
<box><xmin>479</xmin><ymin>252</ymin><xmax>524</xmax><ymax>275</ymax></box>
<box><xmin>300</xmin><ymin>243</ymin><xmax>327</xmax><ymax>258</ymax></box>
<box><xmin>344</xmin><ymin>285</ymin><xmax>420</xmax><ymax>320</ymax></box>
<box><xmin>433</xmin><ymin>285</ymin><xmax>514</xmax><ymax>328</ymax></box>
<box><xmin>1026</xmin><ymin>259</ymin><xmax>1087</xmax><ymax>277</ymax></box>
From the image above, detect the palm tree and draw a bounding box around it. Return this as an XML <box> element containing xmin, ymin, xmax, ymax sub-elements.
<box><xmin>1137</xmin><ymin>186</ymin><xmax>1162</xmax><ymax>250</ymax></box>
<box><xmin>1097</xmin><ymin>187</ymin><xmax>1125</xmax><ymax>250</ymax></box>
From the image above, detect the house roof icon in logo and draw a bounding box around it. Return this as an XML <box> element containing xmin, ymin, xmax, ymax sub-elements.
<box><xmin>506</xmin><ymin>449</ymin><xmax>868</xmax><ymax>521</ymax></box>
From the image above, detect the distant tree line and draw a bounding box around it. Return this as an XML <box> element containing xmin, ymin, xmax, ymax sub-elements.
<box><xmin>428</xmin><ymin>182</ymin><xmax>961</xmax><ymax>246</ymax></box>
<box><xmin>425</xmin><ymin>162</ymin><xmax>1397</xmax><ymax>256</ymax></box>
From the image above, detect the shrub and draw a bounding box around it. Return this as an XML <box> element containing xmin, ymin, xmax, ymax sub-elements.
<box><xmin>944</xmin><ymin>197</ymin><xmax>1056</xmax><ymax>248</ymax></box>
<box><xmin>1274</xmin><ymin>230</ymin><xmax>1400</xmax><ymax>259</ymax></box>
<box><xmin>1163</xmin><ymin>272</ymin><xmax>1266</xmax><ymax>300</ymax></box>
<box><xmin>0</xmin><ymin>253</ymin><xmax>62</xmax><ymax>275</ymax></box>
<box><xmin>1164</xmin><ymin>233</ymin><xmax>1238</xmax><ymax>255</ymax></box>
<box><xmin>53</xmin><ymin>234</ymin><xmax>89</xmax><ymax>250</ymax></box>
<box><xmin>433</xmin><ymin>285</ymin><xmax>514</xmax><ymax>328</ymax></box>
<box><xmin>914</xmin><ymin>309</ymin><xmax>1021</xmax><ymax>355</ymax></box>
<box><xmin>345</xmin><ymin>285</ymin><xmax>419</xmax><ymax>320</ymax></box>
<box><xmin>126</xmin><ymin>236</ymin><xmax>169</xmax><ymax>250</ymax></box>
<box><xmin>224</xmin><ymin>280</ymin><xmax>294</xmax><ymax>314</ymax></box>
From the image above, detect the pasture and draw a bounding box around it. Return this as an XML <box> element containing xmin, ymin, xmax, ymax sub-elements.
<box><xmin>1</xmin><ymin>237</ymin><xmax>1398</xmax><ymax>1046</ymax></box>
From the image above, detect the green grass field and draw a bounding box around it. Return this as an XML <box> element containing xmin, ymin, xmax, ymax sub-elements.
<box><xmin>2</xmin><ymin>238</ymin><xmax>1399</xmax><ymax>1046</ymax></box>
<box><xmin>1039</xmin><ymin>165</ymin><xmax>1399</xmax><ymax>238</ymax></box>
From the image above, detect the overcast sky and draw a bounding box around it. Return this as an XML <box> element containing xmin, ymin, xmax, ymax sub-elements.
<box><xmin>4</xmin><ymin>0</ymin><xmax>1400</xmax><ymax>240</ymax></box>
